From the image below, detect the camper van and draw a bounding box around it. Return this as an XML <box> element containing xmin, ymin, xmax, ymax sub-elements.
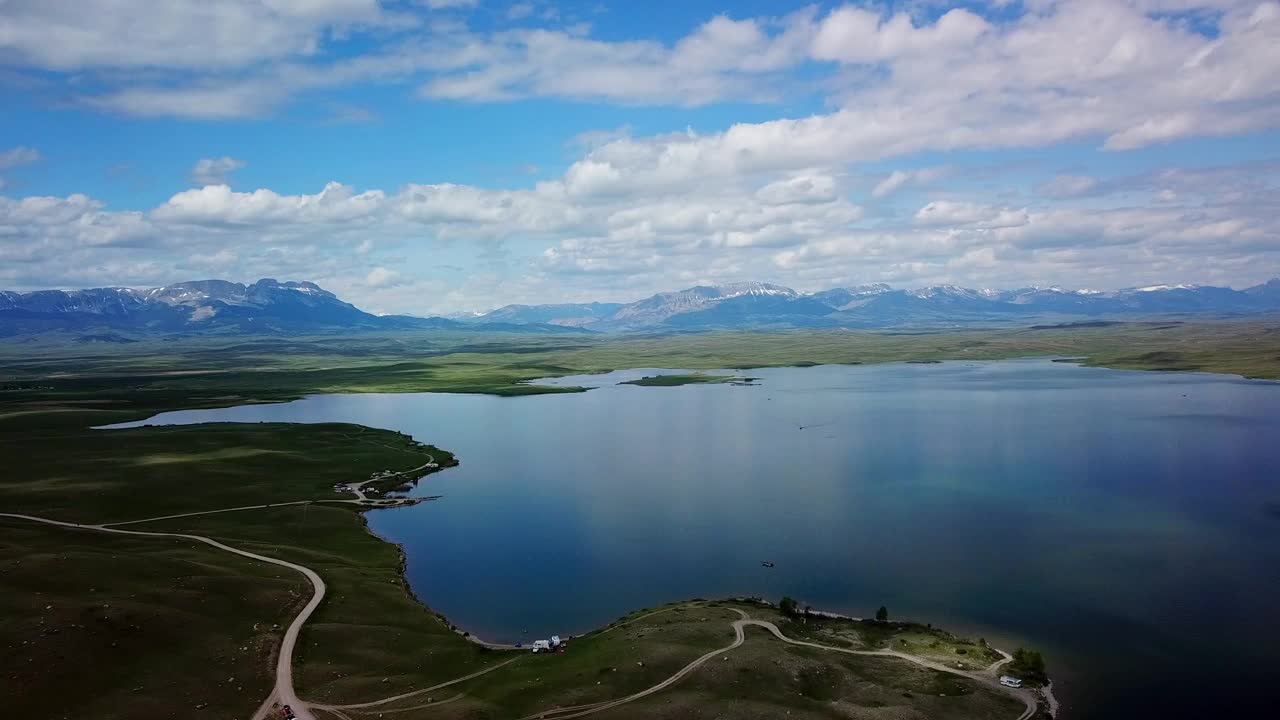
<box><xmin>531</xmin><ymin>636</ymin><xmax>565</xmax><ymax>653</ymax></box>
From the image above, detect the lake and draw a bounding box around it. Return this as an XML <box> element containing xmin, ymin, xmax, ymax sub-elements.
<box><xmin>112</xmin><ymin>360</ymin><xmax>1280</xmax><ymax>718</ymax></box>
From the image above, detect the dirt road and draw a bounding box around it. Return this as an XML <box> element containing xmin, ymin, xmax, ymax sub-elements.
<box><xmin>740</xmin><ymin>618</ymin><xmax>1040</xmax><ymax>720</ymax></box>
<box><xmin>309</xmin><ymin>656</ymin><xmax>522</xmax><ymax>713</ymax></box>
<box><xmin>513</xmin><ymin>610</ymin><xmax>1042</xmax><ymax>720</ymax></box>
<box><xmin>0</xmin><ymin>512</ymin><xmax>323</xmax><ymax>720</ymax></box>
<box><xmin>519</xmin><ymin>609</ymin><xmax>751</xmax><ymax>720</ymax></box>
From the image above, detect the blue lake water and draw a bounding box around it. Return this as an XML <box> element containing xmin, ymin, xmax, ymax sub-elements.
<box><xmin>114</xmin><ymin>360</ymin><xmax>1280</xmax><ymax>718</ymax></box>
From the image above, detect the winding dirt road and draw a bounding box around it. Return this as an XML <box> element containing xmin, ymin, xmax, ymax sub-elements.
<box><xmin>740</xmin><ymin>618</ymin><xmax>1040</xmax><ymax>720</ymax></box>
<box><xmin>0</xmin><ymin>512</ymin><xmax>324</xmax><ymax>720</ymax></box>
<box><xmin>101</xmin><ymin>498</ymin><xmax>415</xmax><ymax>530</ymax></box>
<box><xmin>309</xmin><ymin>656</ymin><xmax>522</xmax><ymax>713</ymax></box>
<box><xmin>518</xmin><ymin>609</ymin><xmax>751</xmax><ymax>720</ymax></box>
<box><xmin>513</xmin><ymin>611</ymin><xmax>1040</xmax><ymax>720</ymax></box>
<box><xmin>101</xmin><ymin>501</ymin><xmax>315</xmax><ymax>527</ymax></box>
<box><xmin>342</xmin><ymin>453</ymin><xmax>436</xmax><ymax>501</ymax></box>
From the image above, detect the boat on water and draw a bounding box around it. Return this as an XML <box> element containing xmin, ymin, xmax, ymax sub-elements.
<box><xmin>761</xmin><ymin>561</ymin><xmax>775</xmax><ymax>568</ymax></box>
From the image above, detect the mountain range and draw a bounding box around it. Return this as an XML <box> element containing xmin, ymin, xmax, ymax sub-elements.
<box><xmin>3</xmin><ymin>278</ymin><xmax>1278</xmax><ymax>340</ymax></box>
<box><xmin>462</xmin><ymin>279</ymin><xmax>1280</xmax><ymax>331</ymax></box>
<box><xmin>0</xmin><ymin>278</ymin><xmax>588</xmax><ymax>339</ymax></box>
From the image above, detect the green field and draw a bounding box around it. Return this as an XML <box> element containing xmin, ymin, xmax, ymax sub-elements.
<box><xmin>3</xmin><ymin>322</ymin><xmax>1277</xmax><ymax>408</ymax></box>
<box><xmin>6</xmin><ymin>322</ymin><xmax>1265</xmax><ymax>718</ymax></box>
<box><xmin>1</xmin><ymin>521</ymin><xmax>301</xmax><ymax>720</ymax></box>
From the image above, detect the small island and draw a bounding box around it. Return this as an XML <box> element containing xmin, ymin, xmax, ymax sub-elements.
<box><xmin>620</xmin><ymin>372</ymin><xmax>759</xmax><ymax>386</ymax></box>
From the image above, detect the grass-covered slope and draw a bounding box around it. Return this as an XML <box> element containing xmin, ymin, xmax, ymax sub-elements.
<box><xmin>1</xmin><ymin>522</ymin><xmax>302</xmax><ymax>720</ymax></box>
<box><xmin>0</xmin><ymin>414</ymin><xmax>470</xmax><ymax>720</ymax></box>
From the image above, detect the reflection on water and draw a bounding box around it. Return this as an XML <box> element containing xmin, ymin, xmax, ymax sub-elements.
<box><xmin>113</xmin><ymin>360</ymin><xmax>1280</xmax><ymax>719</ymax></box>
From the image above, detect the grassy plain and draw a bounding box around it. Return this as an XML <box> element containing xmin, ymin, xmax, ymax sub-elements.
<box><xmin>3</xmin><ymin>321</ymin><xmax>1272</xmax><ymax>718</ymax></box>
<box><xmin>2</xmin><ymin>322</ymin><xmax>1277</xmax><ymax>409</ymax></box>
<box><xmin>0</xmin><ymin>521</ymin><xmax>302</xmax><ymax>720</ymax></box>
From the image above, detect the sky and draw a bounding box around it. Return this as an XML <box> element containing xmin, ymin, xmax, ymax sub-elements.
<box><xmin>1</xmin><ymin>0</ymin><xmax>1279</xmax><ymax>315</ymax></box>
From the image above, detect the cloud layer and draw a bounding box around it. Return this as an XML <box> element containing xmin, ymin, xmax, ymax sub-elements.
<box><xmin>4</xmin><ymin>150</ymin><xmax>1277</xmax><ymax>314</ymax></box>
<box><xmin>3</xmin><ymin>0</ymin><xmax>1274</xmax><ymax>142</ymax></box>
<box><xmin>2</xmin><ymin>1</ymin><xmax>1279</xmax><ymax>313</ymax></box>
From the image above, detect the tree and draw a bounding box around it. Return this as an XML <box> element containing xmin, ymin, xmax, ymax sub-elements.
<box><xmin>779</xmin><ymin>596</ymin><xmax>799</xmax><ymax>617</ymax></box>
<box><xmin>1010</xmin><ymin>648</ymin><xmax>1049</xmax><ymax>684</ymax></box>
<box><xmin>875</xmin><ymin>605</ymin><xmax>889</xmax><ymax>622</ymax></box>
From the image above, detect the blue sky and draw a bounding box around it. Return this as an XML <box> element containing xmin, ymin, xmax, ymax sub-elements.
<box><xmin>1</xmin><ymin>0</ymin><xmax>1278</xmax><ymax>314</ymax></box>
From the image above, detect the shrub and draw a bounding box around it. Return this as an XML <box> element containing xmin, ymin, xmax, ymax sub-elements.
<box><xmin>779</xmin><ymin>596</ymin><xmax>800</xmax><ymax>617</ymax></box>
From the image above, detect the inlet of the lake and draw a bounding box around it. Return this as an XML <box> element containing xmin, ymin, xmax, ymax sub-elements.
<box><xmin>112</xmin><ymin>360</ymin><xmax>1280</xmax><ymax>718</ymax></box>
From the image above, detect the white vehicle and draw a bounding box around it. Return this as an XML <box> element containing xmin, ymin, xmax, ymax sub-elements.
<box><xmin>531</xmin><ymin>639</ymin><xmax>552</xmax><ymax>653</ymax></box>
<box><xmin>999</xmin><ymin>676</ymin><xmax>1023</xmax><ymax>688</ymax></box>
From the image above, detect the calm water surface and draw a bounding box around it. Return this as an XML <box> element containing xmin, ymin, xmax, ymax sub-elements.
<box><xmin>117</xmin><ymin>360</ymin><xmax>1280</xmax><ymax>718</ymax></box>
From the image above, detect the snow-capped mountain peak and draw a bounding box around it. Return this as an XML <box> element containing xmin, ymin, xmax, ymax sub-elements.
<box><xmin>708</xmin><ymin>281</ymin><xmax>799</xmax><ymax>299</ymax></box>
<box><xmin>910</xmin><ymin>284</ymin><xmax>984</xmax><ymax>300</ymax></box>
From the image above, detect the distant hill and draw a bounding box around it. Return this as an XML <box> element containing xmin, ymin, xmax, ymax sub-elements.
<box><xmin>466</xmin><ymin>302</ymin><xmax>626</xmax><ymax>327</ymax></box>
<box><xmin>0</xmin><ymin>279</ymin><xmax>593</xmax><ymax>339</ymax></box>
<box><xmin>461</xmin><ymin>279</ymin><xmax>1280</xmax><ymax>331</ymax></box>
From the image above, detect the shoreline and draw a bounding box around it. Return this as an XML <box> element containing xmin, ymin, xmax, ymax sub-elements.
<box><xmin>360</xmin><ymin>473</ymin><xmax>1068</xmax><ymax>720</ymax></box>
<box><xmin>86</xmin><ymin>352</ymin><xmax>1280</xmax><ymax>434</ymax></box>
<box><xmin>425</xmin><ymin>592</ymin><xmax>1062</xmax><ymax>717</ymax></box>
<box><xmin>730</xmin><ymin>597</ymin><xmax>1060</xmax><ymax>717</ymax></box>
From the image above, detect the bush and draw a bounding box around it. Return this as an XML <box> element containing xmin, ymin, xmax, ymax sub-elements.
<box><xmin>1009</xmin><ymin>648</ymin><xmax>1049</xmax><ymax>684</ymax></box>
<box><xmin>875</xmin><ymin>605</ymin><xmax>889</xmax><ymax>622</ymax></box>
<box><xmin>779</xmin><ymin>596</ymin><xmax>800</xmax><ymax>617</ymax></box>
